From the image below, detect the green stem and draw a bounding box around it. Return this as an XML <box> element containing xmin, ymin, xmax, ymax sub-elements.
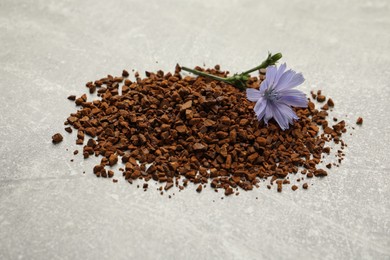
<box><xmin>180</xmin><ymin>66</ymin><xmax>230</xmax><ymax>83</ymax></box>
<box><xmin>242</xmin><ymin>52</ymin><xmax>282</xmax><ymax>75</ymax></box>
<box><xmin>180</xmin><ymin>52</ymin><xmax>282</xmax><ymax>90</ymax></box>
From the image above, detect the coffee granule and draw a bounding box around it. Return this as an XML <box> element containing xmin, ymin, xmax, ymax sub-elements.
<box><xmin>122</xmin><ymin>70</ymin><xmax>129</xmax><ymax>77</ymax></box>
<box><xmin>65</xmin><ymin>127</ymin><xmax>72</xmax><ymax>133</ymax></box>
<box><xmin>356</xmin><ymin>117</ymin><xmax>363</xmax><ymax>125</ymax></box>
<box><xmin>67</xmin><ymin>95</ymin><xmax>76</xmax><ymax>101</ymax></box>
<box><xmin>57</xmin><ymin>65</ymin><xmax>349</xmax><ymax>195</ymax></box>
<box><xmin>225</xmin><ymin>187</ymin><xmax>234</xmax><ymax>196</ymax></box>
<box><xmin>314</xmin><ymin>169</ymin><xmax>328</xmax><ymax>177</ymax></box>
<box><xmin>52</xmin><ymin>133</ymin><xmax>63</xmax><ymax>144</ymax></box>
<box><xmin>317</xmin><ymin>95</ymin><xmax>326</xmax><ymax>102</ymax></box>
<box><xmin>327</xmin><ymin>98</ymin><xmax>334</xmax><ymax>107</ymax></box>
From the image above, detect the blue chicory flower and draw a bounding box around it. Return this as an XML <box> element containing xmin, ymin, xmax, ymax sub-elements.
<box><xmin>246</xmin><ymin>63</ymin><xmax>308</xmax><ymax>130</ymax></box>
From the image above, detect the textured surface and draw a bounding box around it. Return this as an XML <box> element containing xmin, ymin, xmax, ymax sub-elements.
<box><xmin>1</xmin><ymin>0</ymin><xmax>389</xmax><ymax>259</ymax></box>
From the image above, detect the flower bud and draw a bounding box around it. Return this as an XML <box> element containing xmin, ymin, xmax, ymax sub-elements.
<box><xmin>271</xmin><ymin>53</ymin><xmax>282</xmax><ymax>63</ymax></box>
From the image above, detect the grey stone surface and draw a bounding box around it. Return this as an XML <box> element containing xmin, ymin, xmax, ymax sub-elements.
<box><xmin>0</xmin><ymin>0</ymin><xmax>389</xmax><ymax>259</ymax></box>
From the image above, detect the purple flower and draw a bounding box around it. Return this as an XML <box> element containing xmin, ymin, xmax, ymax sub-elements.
<box><xmin>246</xmin><ymin>63</ymin><xmax>308</xmax><ymax>130</ymax></box>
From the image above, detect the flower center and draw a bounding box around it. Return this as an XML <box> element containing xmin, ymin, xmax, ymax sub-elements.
<box><xmin>264</xmin><ymin>86</ymin><xmax>279</xmax><ymax>101</ymax></box>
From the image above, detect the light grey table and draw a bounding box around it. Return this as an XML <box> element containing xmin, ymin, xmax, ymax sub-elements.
<box><xmin>1</xmin><ymin>0</ymin><xmax>389</xmax><ymax>259</ymax></box>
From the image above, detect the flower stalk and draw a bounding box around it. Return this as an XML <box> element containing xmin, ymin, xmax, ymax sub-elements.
<box><xmin>180</xmin><ymin>52</ymin><xmax>282</xmax><ymax>90</ymax></box>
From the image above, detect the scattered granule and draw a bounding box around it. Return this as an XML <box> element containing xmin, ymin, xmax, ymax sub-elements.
<box><xmin>356</xmin><ymin>117</ymin><xmax>363</xmax><ymax>125</ymax></box>
<box><xmin>122</xmin><ymin>70</ymin><xmax>129</xmax><ymax>77</ymax></box>
<box><xmin>276</xmin><ymin>180</ymin><xmax>283</xmax><ymax>192</ymax></box>
<box><xmin>317</xmin><ymin>95</ymin><xmax>326</xmax><ymax>102</ymax></box>
<box><xmin>321</xmin><ymin>103</ymin><xmax>329</xmax><ymax>110</ymax></box>
<box><xmin>55</xmin><ymin>65</ymin><xmax>349</xmax><ymax>195</ymax></box>
<box><xmin>291</xmin><ymin>185</ymin><xmax>298</xmax><ymax>191</ymax></box>
<box><xmin>327</xmin><ymin>98</ymin><xmax>334</xmax><ymax>107</ymax></box>
<box><xmin>225</xmin><ymin>187</ymin><xmax>234</xmax><ymax>196</ymax></box>
<box><xmin>164</xmin><ymin>182</ymin><xmax>174</xmax><ymax>191</ymax></box>
<box><xmin>314</xmin><ymin>169</ymin><xmax>328</xmax><ymax>177</ymax></box>
<box><xmin>65</xmin><ymin>127</ymin><xmax>72</xmax><ymax>133</ymax></box>
<box><xmin>302</xmin><ymin>183</ymin><xmax>309</xmax><ymax>189</ymax></box>
<box><xmin>67</xmin><ymin>95</ymin><xmax>76</xmax><ymax>101</ymax></box>
<box><xmin>52</xmin><ymin>133</ymin><xmax>63</xmax><ymax>144</ymax></box>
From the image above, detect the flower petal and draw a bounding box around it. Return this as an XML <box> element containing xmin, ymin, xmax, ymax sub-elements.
<box><xmin>279</xmin><ymin>89</ymin><xmax>308</xmax><ymax>107</ymax></box>
<box><xmin>263</xmin><ymin>101</ymin><xmax>274</xmax><ymax>125</ymax></box>
<box><xmin>274</xmin><ymin>63</ymin><xmax>287</xmax><ymax>86</ymax></box>
<box><xmin>272</xmin><ymin>104</ymin><xmax>290</xmax><ymax>130</ymax></box>
<box><xmin>280</xmin><ymin>95</ymin><xmax>308</xmax><ymax>108</ymax></box>
<box><xmin>254</xmin><ymin>97</ymin><xmax>267</xmax><ymax>120</ymax></box>
<box><xmin>258</xmin><ymin>80</ymin><xmax>268</xmax><ymax>94</ymax></box>
<box><xmin>246</xmin><ymin>88</ymin><xmax>262</xmax><ymax>102</ymax></box>
<box><xmin>265</xmin><ymin>66</ymin><xmax>278</xmax><ymax>87</ymax></box>
<box><xmin>287</xmin><ymin>72</ymin><xmax>305</xmax><ymax>89</ymax></box>
<box><xmin>276</xmin><ymin>102</ymin><xmax>299</xmax><ymax>124</ymax></box>
<box><xmin>274</xmin><ymin>69</ymin><xmax>297</xmax><ymax>91</ymax></box>
<box><xmin>262</xmin><ymin>100</ymin><xmax>300</xmax><ymax>130</ymax></box>
<box><xmin>279</xmin><ymin>88</ymin><xmax>307</xmax><ymax>96</ymax></box>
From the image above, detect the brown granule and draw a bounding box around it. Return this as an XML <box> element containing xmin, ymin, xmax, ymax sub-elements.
<box><xmin>56</xmin><ymin>65</ymin><xmax>348</xmax><ymax>195</ymax></box>
<box><xmin>356</xmin><ymin>117</ymin><xmax>363</xmax><ymax>125</ymax></box>
<box><xmin>52</xmin><ymin>133</ymin><xmax>63</xmax><ymax>144</ymax></box>
<box><xmin>276</xmin><ymin>180</ymin><xmax>283</xmax><ymax>192</ymax></box>
<box><xmin>64</xmin><ymin>127</ymin><xmax>72</xmax><ymax>133</ymax></box>
<box><xmin>321</xmin><ymin>104</ymin><xmax>329</xmax><ymax>110</ymax></box>
<box><xmin>225</xmin><ymin>187</ymin><xmax>234</xmax><ymax>196</ymax></box>
<box><xmin>317</xmin><ymin>95</ymin><xmax>326</xmax><ymax>102</ymax></box>
<box><xmin>165</xmin><ymin>182</ymin><xmax>174</xmax><ymax>191</ymax></box>
<box><xmin>67</xmin><ymin>95</ymin><xmax>76</xmax><ymax>101</ymax></box>
<box><xmin>327</xmin><ymin>98</ymin><xmax>334</xmax><ymax>107</ymax></box>
<box><xmin>314</xmin><ymin>169</ymin><xmax>328</xmax><ymax>177</ymax></box>
<box><xmin>122</xmin><ymin>70</ymin><xmax>130</xmax><ymax>77</ymax></box>
<box><xmin>108</xmin><ymin>154</ymin><xmax>118</xmax><ymax>166</ymax></box>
